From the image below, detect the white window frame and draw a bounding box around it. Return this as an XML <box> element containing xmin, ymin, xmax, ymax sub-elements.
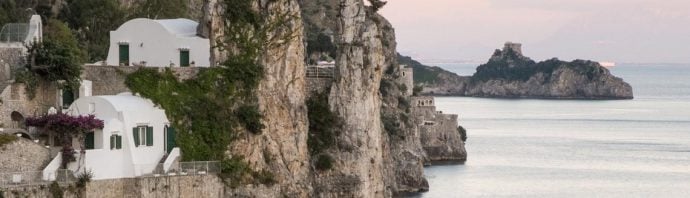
<box><xmin>137</xmin><ymin>126</ymin><xmax>147</xmax><ymax>146</ymax></box>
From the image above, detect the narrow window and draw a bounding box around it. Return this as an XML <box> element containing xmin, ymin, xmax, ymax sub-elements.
<box><xmin>119</xmin><ymin>44</ymin><xmax>130</xmax><ymax>66</ymax></box>
<box><xmin>111</xmin><ymin>134</ymin><xmax>123</xmax><ymax>150</ymax></box>
<box><xmin>180</xmin><ymin>50</ymin><xmax>190</xmax><ymax>67</ymax></box>
<box><xmin>85</xmin><ymin>132</ymin><xmax>95</xmax><ymax>150</ymax></box>
<box><xmin>62</xmin><ymin>88</ymin><xmax>76</xmax><ymax>108</ymax></box>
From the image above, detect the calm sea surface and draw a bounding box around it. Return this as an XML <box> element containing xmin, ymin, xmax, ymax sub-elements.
<box><xmin>419</xmin><ymin>63</ymin><xmax>690</xmax><ymax>197</ymax></box>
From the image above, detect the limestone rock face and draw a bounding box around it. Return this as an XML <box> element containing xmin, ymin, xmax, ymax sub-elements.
<box><xmin>374</xmin><ymin>14</ymin><xmax>430</xmax><ymax>195</ymax></box>
<box><xmin>299</xmin><ymin>0</ymin><xmax>429</xmax><ymax>195</ymax></box>
<box><xmin>197</xmin><ymin>0</ymin><xmax>226</xmax><ymax>66</ymax></box>
<box><xmin>199</xmin><ymin>0</ymin><xmax>312</xmax><ymax>197</ymax></box>
<box><xmin>313</xmin><ymin>0</ymin><xmax>387</xmax><ymax>197</ymax></box>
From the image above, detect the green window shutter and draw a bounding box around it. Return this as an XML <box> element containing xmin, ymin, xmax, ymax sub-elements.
<box><xmin>146</xmin><ymin>126</ymin><xmax>153</xmax><ymax>146</ymax></box>
<box><xmin>133</xmin><ymin>127</ymin><xmax>140</xmax><ymax>147</ymax></box>
<box><xmin>116</xmin><ymin>135</ymin><xmax>122</xmax><ymax>149</ymax></box>
<box><xmin>166</xmin><ymin>126</ymin><xmax>176</xmax><ymax>153</ymax></box>
<box><xmin>110</xmin><ymin>135</ymin><xmax>115</xmax><ymax>150</ymax></box>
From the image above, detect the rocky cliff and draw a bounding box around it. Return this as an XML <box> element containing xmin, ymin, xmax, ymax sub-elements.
<box><xmin>198</xmin><ymin>0</ymin><xmax>313</xmax><ymax>197</ymax></box>
<box><xmin>415</xmin><ymin>43</ymin><xmax>634</xmax><ymax>99</ymax></box>
<box><xmin>299</xmin><ymin>0</ymin><xmax>430</xmax><ymax>196</ymax></box>
<box><xmin>314</xmin><ymin>0</ymin><xmax>388</xmax><ymax>196</ymax></box>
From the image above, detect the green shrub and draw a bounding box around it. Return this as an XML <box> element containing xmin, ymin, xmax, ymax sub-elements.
<box><xmin>457</xmin><ymin>126</ymin><xmax>467</xmax><ymax>142</ymax></box>
<box><xmin>307</xmin><ymin>91</ymin><xmax>341</xmax><ymax>157</ymax></box>
<box><xmin>306</xmin><ymin>91</ymin><xmax>342</xmax><ymax>171</ymax></box>
<box><xmin>75</xmin><ymin>170</ymin><xmax>93</xmax><ymax>188</ymax></box>
<box><xmin>220</xmin><ymin>157</ymin><xmax>275</xmax><ymax>187</ymax></box>
<box><xmin>314</xmin><ymin>154</ymin><xmax>334</xmax><ymax>171</ymax></box>
<box><xmin>59</xmin><ymin>0</ymin><xmax>126</xmax><ymax>62</ymax></box>
<box><xmin>49</xmin><ymin>182</ymin><xmax>63</xmax><ymax>198</ymax></box>
<box><xmin>236</xmin><ymin>105</ymin><xmax>266</xmax><ymax>134</ymax></box>
<box><xmin>253</xmin><ymin>170</ymin><xmax>276</xmax><ymax>185</ymax></box>
<box><xmin>0</xmin><ymin>134</ymin><xmax>18</xmax><ymax>148</ymax></box>
<box><xmin>16</xmin><ymin>19</ymin><xmax>85</xmax><ymax>99</ymax></box>
<box><xmin>412</xmin><ymin>85</ymin><xmax>423</xmax><ymax>96</ymax></box>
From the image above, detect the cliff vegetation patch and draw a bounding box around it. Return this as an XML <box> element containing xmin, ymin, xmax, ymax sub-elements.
<box><xmin>307</xmin><ymin>91</ymin><xmax>341</xmax><ymax>171</ymax></box>
<box><xmin>15</xmin><ymin>19</ymin><xmax>85</xmax><ymax>99</ymax></box>
<box><xmin>0</xmin><ymin>134</ymin><xmax>18</xmax><ymax>148</ymax></box>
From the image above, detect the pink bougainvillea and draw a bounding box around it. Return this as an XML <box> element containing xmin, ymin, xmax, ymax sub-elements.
<box><xmin>26</xmin><ymin>113</ymin><xmax>104</xmax><ymax>168</ymax></box>
<box><xmin>26</xmin><ymin>113</ymin><xmax>104</xmax><ymax>133</ymax></box>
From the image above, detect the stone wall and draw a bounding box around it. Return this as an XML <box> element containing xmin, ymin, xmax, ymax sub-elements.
<box><xmin>86</xmin><ymin>174</ymin><xmax>223</xmax><ymax>198</ymax></box>
<box><xmin>0</xmin><ymin>47</ymin><xmax>25</xmax><ymax>85</ymax></box>
<box><xmin>0</xmin><ymin>82</ymin><xmax>59</xmax><ymax>129</ymax></box>
<box><xmin>0</xmin><ymin>174</ymin><xmax>224</xmax><ymax>198</ymax></box>
<box><xmin>81</xmin><ymin>65</ymin><xmax>201</xmax><ymax>96</ymax></box>
<box><xmin>0</xmin><ymin>138</ymin><xmax>51</xmax><ymax>172</ymax></box>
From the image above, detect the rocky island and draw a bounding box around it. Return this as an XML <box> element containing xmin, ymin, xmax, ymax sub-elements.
<box><xmin>409</xmin><ymin>42</ymin><xmax>634</xmax><ymax>99</ymax></box>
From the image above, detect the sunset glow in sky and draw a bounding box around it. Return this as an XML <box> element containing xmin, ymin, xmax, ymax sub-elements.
<box><xmin>379</xmin><ymin>0</ymin><xmax>690</xmax><ymax>63</ymax></box>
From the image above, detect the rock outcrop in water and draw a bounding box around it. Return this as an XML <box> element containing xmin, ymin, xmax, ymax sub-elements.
<box><xmin>413</xmin><ymin>42</ymin><xmax>634</xmax><ymax>100</ymax></box>
<box><xmin>468</xmin><ymin>42</ymin><xmax>634</xmax><ymax>99</ymax></box>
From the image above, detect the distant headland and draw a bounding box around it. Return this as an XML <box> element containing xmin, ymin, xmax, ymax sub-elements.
<box><xmin>402</xmin><ymin>42</ymin><xmax>634</xmax><ymax>100</ymax></box>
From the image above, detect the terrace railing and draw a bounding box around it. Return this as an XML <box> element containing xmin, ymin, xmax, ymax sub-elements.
<box><xmin>306</xmin><ymin>65</ymin><xmax>335</xmax><ymax>79</ymax></box>
<box><xmin>0</xmin><ymin>169</ymin><xmax>75</xmax><ymax>188</ymax></box>
<box><xmin>138</xmin><ymin>161</ymin><xmax>220</xmax><ymax>178</ymax></box>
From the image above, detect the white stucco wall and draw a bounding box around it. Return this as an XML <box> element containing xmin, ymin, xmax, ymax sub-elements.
<box><xmin>67</xmin><ymin>93</ymin><xmax>170</xmax><ymax>180</ymax></box>
<box><xmin>105</xmin><ymin>18</ymin><xmax>210</xmax><ymax>67</ymax></box>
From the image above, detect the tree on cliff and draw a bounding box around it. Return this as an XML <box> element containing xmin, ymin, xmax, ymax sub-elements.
<box><xmin>16</xmin><ymin>19</ymin><xmax>85</xmax><ymax>99</ymax></box>
<box><xmin>60</xmin><ymin>0</ymin><xmax>126</xmax><ymax>62</ymax></box>
<box><xmin>368</xmin><ymin>0</ymin><xmax>387</xmax><ymax>12</ymax></box>
<box><xmin>132</xmin><ymin>0</ymin><xmax>189</xmax><ymax>19</ymax></box>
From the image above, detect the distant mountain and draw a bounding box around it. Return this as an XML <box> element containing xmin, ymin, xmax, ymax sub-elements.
<box><xmin>402</xmin><ymin>42</ymin><xmax>634</xmax><ymax>99</ymax></box>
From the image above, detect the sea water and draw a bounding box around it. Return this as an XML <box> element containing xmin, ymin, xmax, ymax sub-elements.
<box><xmin>420</xmin><ymin>63</ymin><xmax>690</xmax><ymax>197</ymax></box>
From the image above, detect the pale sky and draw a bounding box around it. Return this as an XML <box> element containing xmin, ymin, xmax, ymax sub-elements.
<box><xmin>379</xmin><ymin>0</ymin><xmax>690</xmax><ymax>64</ymax></box>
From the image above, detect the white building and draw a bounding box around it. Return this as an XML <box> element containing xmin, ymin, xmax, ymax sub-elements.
<box><xmin>105</xmin><ymin>18</ymin><xmax>210</xmax><ymax>67</ymax></box>
<box><xmin>45</xmin><ymin>93</ymin><xmax>179</xmax><ymax>180</ymax></box>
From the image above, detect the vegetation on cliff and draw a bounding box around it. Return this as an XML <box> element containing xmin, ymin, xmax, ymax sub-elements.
<box><xmin>306</xmin><ymin>91</ymin><xmax>341</xmax><ymax>171</ymax></box>
<box><xmin>15</xmin><ymin>19</ymin><xmax>85</xmax><ymax>99</ymax></box>
<box><xmin>0</xmin><ymin>134</ymin><xmax>18</xmax><ymax>148</ymax></box>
